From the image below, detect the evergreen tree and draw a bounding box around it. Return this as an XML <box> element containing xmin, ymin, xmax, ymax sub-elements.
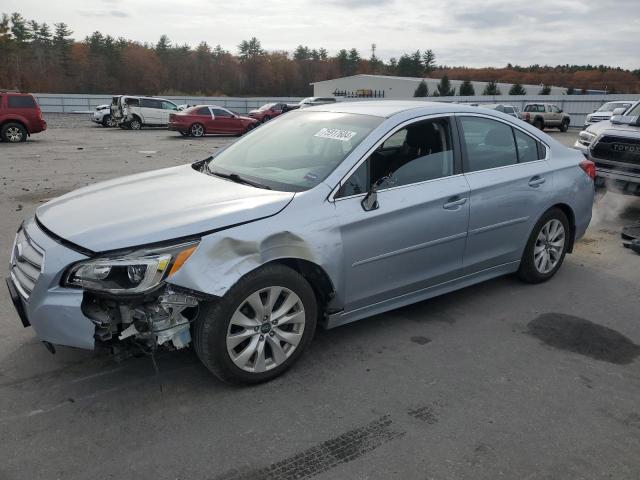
<box><xmin>508</xmin><ymin>83</ymin><xmax>526</xmax><ymax>95</ymax></box>
<box><xmin>422</xmin><ymin>49</ymin><xmax>436</xmax><ymax>74</ymax></box>
<box><xmin>436</xmin><ymin>74</ymin><xmax>455</xmax><ymax>96</ymax></box>
<box><xmin>482</xmin><ymin>81</ymin><xmax>501</xmax><ymax>95</ymax></box>
<box><xmin>458</xmin><ymin>80</ymin><xmax>475</xmax><ymax>96</ymax></box>
<box><xmin>539</xmin><ymin>84</ymin><xmax>551</xmax><ymax>95</ymax></box>
<box><xmin>413</xmin><ymin>80</ymin><xmax>428</xmax><ymax>97</ymax></box>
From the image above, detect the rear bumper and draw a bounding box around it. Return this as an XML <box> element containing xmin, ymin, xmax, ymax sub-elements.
<box><xmin>7</xmin><ymin>218</ymin><xmax>96</xmax><ymax>350</ymax></box>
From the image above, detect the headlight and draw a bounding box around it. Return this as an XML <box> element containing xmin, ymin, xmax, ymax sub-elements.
<box><xmin>64</xmin><ymin>242</ymin><xmax>198</xmax><ymax>294</ymax></box>
<box><xmin>578</xmin><ymin>131</ymin><xmax>596</xmax><ymax>147</ymax></box>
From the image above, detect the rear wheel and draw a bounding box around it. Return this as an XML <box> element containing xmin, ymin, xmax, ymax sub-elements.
<box><xmin>518</xmin><ymin>208</ymin><xmax>570</xmax><ymax>283</ymax></box>
<box><xmin>190</xmin><ymin>123</ymin><xmax>205</xmax><ymax>137</ymax></box>
<box><xmin>1</xmin><ymin>123</ymin><xmax>27</xmax><ymax>143</ymax></box>
<box><xmin>193</xmin><ymin>264</ymin><xmax>317</xmax><ymax>384</ymax></box>
<box><xmin>533</xmin><ymin>118</ymin><xmax>544</xmax><ymax>130</ymax></box>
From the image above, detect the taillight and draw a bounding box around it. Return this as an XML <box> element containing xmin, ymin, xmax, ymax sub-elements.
<box><xmin>579</xmin><ymin>159</ymin><xmax>596</xmax><ymax>180</ymax></box>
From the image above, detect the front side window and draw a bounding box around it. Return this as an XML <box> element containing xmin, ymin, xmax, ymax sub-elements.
<box><xmin>551</xmin><ymin>105</ymin><xmax>561</xmax><ymax>113</ymax></box>
<box><xmin>162</xmin><ymin>101</ymin><xmax>178</xmax><ymax>110</ymax></box>
<box><xmin>626</xmin><ymin>102</ymin><xmax>640</xmax><ymax>116</ymax></box>
<box><xmin>336</xmin><ymin>117</ymin><xmax>455</xmax><ymax>198</ymax></box>
<box><xmin>460</xmin><ymin>116</ymin><xmax>518</xmax><ymax>172</ymax></box>
<box><xmin>212</xmin><ymin>108</ymin><xmax>233</xmax><ymax>118</ymax></box>
<box><xmin>207</xmin><ymin>111</ymin><xmax>382</xmax><ymax>191</ymax></box>
<box><xmin>141</xmin><ymin>98</ymin><xmax>162</xmax><ymax>109</ymax></box>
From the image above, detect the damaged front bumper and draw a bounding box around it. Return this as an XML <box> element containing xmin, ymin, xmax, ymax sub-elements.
<box><xmin>6</xmin><ymin>218</ymin><xmax>205</xmax><ymax>352</ymax></box>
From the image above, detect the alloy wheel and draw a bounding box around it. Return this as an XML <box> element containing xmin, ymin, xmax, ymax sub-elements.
<box><xmin>226</xmin><ymin>286</ymin><xmax>306</xmax><ymax>373</ymax></box>
<box><xmin>191</xmin><ymin>123</ymin><xmax>204</xmax><ymax>137</ymax></box>
<box><xmin>534</xmin><ymin>219</ymin><xmax>565</xmax><ymax>274</ymax></box>
<box><xmin>6</xmin><ymin>127</ymin><xmax>23</xmax><ymax>142</ymax></box>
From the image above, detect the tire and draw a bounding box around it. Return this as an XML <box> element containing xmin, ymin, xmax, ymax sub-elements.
<box><xmin>102</xmin><ymin>115</ymin><xmax>114</xmax><ymax>128</ymax></box>
<box><xmin>1</xmin><ymin>122</ymin><xmax>28</xmax><ymax>143</ymax></box>
<box><xmin>262</xmin><ymin>115</ymin><xmax>271</xmax><ymax>123</ymax></box>
<box><xmin>193</xmin><ymin>264</ymin><xmax>318</xmax><ymax>385</ymax></box>
<box><xmin>129</xmin><ymin>117</ymin><xmax>142</xmax><ymax>130</ymax></box>
<box><xmin>517</xmin><ymin>208</ymin><xmax>570</xmax><ymax>284</ymax></box>
<box><xmin>533</xmin><ymin>118</ymin><xmax>544</xmax><ymax>130</ymax></box>
<box><xmin>559</xmin><ymin>119</ymin><xmax>569</xmax><ymax>132</ymax></box>
<box><xmin>243</xmin><ymin>123</ymin><xmax>256</xmax><ymax>135</ymax></box>
<box><xmin>190</xmin><ymin>123</ymin><xmax>205</xmax><ymax>137</ymax></box>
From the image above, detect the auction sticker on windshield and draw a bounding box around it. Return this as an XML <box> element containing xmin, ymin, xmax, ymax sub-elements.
<box><xmin>314</xmin><ymin>128</ymin><xmax>357</xmax><ymax>142</ymax></box>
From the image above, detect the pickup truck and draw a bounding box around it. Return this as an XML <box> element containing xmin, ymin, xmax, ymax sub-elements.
<box><xmin>574</xmin><ymin>100</ymin><xmax>640</xmax><ymax>196</ymax></box>
<box><xmin>522</xmin><ymin>103</ymin><xmax>570</xmax><ymax>132</ymax></box>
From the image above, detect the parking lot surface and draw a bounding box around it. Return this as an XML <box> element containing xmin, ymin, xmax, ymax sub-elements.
<box><xmin>1</xmin><ymin>116</ymin><xmax>639</xmax><ymax>479</ymax></box>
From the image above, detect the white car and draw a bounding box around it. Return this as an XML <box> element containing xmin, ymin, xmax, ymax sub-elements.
<box><xmin>91</xmin><ymin>104</ymin><xmax>114</xmax><ymax>127</ymax></box>
<box><xmin>110</xmin><ymin>95</ymin><xmax>180</xmax><ymax>130</ymax></box>
<box><xmin>298</xmin><ymin>97</ymin><xmax>337</xmax><ymax>109</ymax></box>
<box><xmin>584</xmin><ymin>101</ymin><xmax>634</xmax><ymax>128</ymax></box>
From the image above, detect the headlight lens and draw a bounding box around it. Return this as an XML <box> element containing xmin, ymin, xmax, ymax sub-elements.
<box><xmin>578</xmin><ymin>131</ymin><xmax>596</xmax><ymax>147</ymax></box>
<box><xmin>64</xmin><ymin>242</ymin><xmax>198</xmax><ymax>294</ymax></box>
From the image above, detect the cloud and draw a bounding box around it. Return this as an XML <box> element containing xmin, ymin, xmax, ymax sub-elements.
<box><xmin>327</xmin><ymin>0</ymin><xmax>394</xmax><ymax>8</ymax></box>
<box><xmin>78</xmin><ymin>9</ymin><xmax>129</xmax><ymax>18</ymax></box>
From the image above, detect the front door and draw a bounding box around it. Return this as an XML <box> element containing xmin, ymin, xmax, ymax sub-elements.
<box><xmin>457</xmin><ymin>115</ymin><xmax>553</xmax><ymax>274</ymax></box>
<box><xmin>333</xmin><ymin>116</ymin><xmax>470</xmax><ymax>312</ymax></box>
<box><xmin>211</xmin><ymin>108</ymin><xmax>236</xmax><ymax>133</ymax></box>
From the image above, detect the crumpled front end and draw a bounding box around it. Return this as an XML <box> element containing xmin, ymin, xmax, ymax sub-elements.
<box><xmin>7</xmin><ymin>218</ymin><xmax>205</xmax><ymax>354</ymax></box>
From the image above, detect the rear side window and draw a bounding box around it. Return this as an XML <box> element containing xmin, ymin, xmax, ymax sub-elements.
<box><xmin>196</xmin><ymin>107</ymin><xmax>211</xmax><ymax>116</ymax></box>
<box><xmin>8</xmin><ymin>95</ymin><xmax>36</xmax><ymax>108</ymax></box>
<box><xmin>459</xmin><ymin>117</ymin><xmax>518</xmax><ymax>172</ymax></box>
<box><xmin>124</xmin><ymin>98</ymin><xmax>140</xmax><ymax>107</ymax></box>
<box><xmin>524</xmin><ymin>104</ymin><xmax>544</xmax><ymax>113</ymax></box>
<box><xmin>514</xmin><ymin>129</ymin><xmax>544</xmax><ymax>162</ymax></box>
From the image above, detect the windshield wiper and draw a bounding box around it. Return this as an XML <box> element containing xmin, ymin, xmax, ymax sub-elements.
<box><xmin>209</xmin><ymin>169</ymin><xmax>272</xmax><ymax>190</ymax></box>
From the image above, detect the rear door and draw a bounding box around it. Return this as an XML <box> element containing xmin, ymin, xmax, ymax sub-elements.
<box><xmin>160</xmin><ymin>100</ymin><xmax>179</xmax><ymax>124</ymax></box>
<box><xmin>457</xmin><ymin>114</ymin><xmax>552</xmax><ymax>273</ymax></box>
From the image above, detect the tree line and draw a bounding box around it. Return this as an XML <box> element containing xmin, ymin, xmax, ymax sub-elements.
<box><xmin>413</xmin><ymin>76</ymin><xmax>553</xmax><ymax>97</ymax></box>
<box><xmin>1</xmin><ymin>12</ymin><xmax>639</xmax><ymax>96</ymax></box>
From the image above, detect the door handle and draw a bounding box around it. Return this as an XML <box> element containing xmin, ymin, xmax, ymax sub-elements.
<box><xmin>528</xmin><ymin>176</ymin><xmax>546</xmax><ymax>187</ymax></box>
<box><xmin>443</xmin><ymin>196</ymin><xmax>467</xmax><ymax>210</ymax></box>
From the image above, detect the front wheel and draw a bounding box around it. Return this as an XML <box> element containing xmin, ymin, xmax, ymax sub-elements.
<box><xmin>193</xmin><ymin>264</ymin><xmax>317</xmax><ymax>384</ymax></box>
<box><xmin>129</xmin><ymin>117</ymin><xmax>142</xmax><ymax>130</ymax></box>
<box><xmin>102</xmin><ymin>115</ymin><xmax>114</xmax><ymax>127</ymax></box>
<box><xmin>518</xmin><ymin>208</ymin><xmax>570</xmax><ymax>284</ymax></box>
<box><xmin>559</xmin><ymin>120</ymin><xmax>569</xmax><ymax>132</ymax></box>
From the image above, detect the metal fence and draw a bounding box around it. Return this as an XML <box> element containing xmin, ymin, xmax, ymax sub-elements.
<box><xmin>33</xmin><ymin>93</ymin><xmax>304</xmax><ymax>115</ymax></box>
<box><xmin>34</xmin><ymin>92</ymin><xmax>639</xmax><ymax>127</ymax></box>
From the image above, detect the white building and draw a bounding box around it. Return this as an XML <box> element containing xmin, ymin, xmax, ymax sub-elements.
<box><xmin>311</xmin><ymin>74</ymin><xmax>566</xmax><ymax>98</ymax></box>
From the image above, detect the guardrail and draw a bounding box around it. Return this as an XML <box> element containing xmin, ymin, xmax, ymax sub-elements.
<box><xmin>33</xmin><ymin>93</ymin><xmax>639</xmax><ymax>128</ymax></box>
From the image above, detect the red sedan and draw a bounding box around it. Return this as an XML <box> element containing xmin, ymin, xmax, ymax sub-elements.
<box><xmin>169</xmin><ymin>105</ymin><xmax>258</xmax><ymax>137</ymax></box>
<box><xmin>247</xmin><ymin>102</ymin><xmax>289</xmax><ymax>123</ymax></box>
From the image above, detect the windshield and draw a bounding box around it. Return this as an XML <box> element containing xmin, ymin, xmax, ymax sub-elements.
<box><xmin>206</xmin><ymin>111</ymin><xmax>382</xmax><ymax>191</ymax></box>
<box><xmin>624</xmin><ymin>103</ymin><xmax>640</xmax><ymax>116</ymax></box>
<box><xmin>597</xmin><ymin>102</ymin><xmax>630</xmax><ymax>113</ymax></box>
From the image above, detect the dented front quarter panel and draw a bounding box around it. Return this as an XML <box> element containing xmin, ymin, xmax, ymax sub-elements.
<box><xmin>166</xmin><ymin>183</ymin><xmax>347</xmax><ymax>307</ymax></box>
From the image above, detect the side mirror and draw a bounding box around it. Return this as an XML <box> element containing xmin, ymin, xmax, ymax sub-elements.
<box><xmin>361</xmin><ymin>189</ymin><xmax>378</xmax><ymax>211</ymax></box>
<box><xmin>559</xmin><ymin>109</ymin><xmax>563</xmax><ymax>113</ymax></box>
<box><xmin>612</xmin><ymin>107</ymin><xmax>626</xmax><ymax>116</ymax></box>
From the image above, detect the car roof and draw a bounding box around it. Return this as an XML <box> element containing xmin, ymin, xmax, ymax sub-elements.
<box><xmin>305</xmin><ymin>100</ymin><xmax>493</xmax><ymax>118</ymax></box>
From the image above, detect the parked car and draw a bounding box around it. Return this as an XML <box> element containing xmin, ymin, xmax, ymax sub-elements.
<box><xmin>584</xmin><ymin>101</ymin><xmax>634</xmax><ymax>128</ymax></box>
<box><xmin>110</xmin><ymin>95</ymin><xmax>180</xmax><ymax>129</ymax></box>
<box><xmin>7</xmin><ymin>101</ymin><xmax>594</xmax><ymax>384</ymax></box>
<box><xmin>479</xmin><ymin>104</ymin><xmax>521</xmax><ymax>118</ymax></box>
<box><xmin>574</xmin><ymin>100</ymin><xmax>640</xmax><ymax>196</ymax></box>
<box><xmin>247</xmin><ymin>103</ymin><xmax>290</xmax><ymax>123</ymax></box>
<box><xmin>298</xmin><ymin>97</ymin><xmax>337</xmax><ymax>109</ymax></box>
<box><xmin>522</xmin><ymin>103</ymin><xmax>570</xmax><ymax>131</ymax></box>
<box><xmin>0</xmin><ymin>91</ymin><xmax>47</xmax><ymax>142</ymax></box>
<box><xmin>91</xmin><ymin>104</ymin><xmax>115</xmax><ymax>128</ymax></box>
<box><xmin>168</xmin><ymin>105</ymin><xmax>258</xmax><ymax>137</ymax></box>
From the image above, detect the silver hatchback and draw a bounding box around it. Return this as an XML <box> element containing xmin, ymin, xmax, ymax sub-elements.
<box><xmin>7</xmin><ymin>101</ymin><xmax>595</xmax><ymax>384</ymax></box>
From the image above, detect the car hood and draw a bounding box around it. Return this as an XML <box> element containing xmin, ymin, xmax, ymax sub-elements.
<box><xmin>36</xmin><ymin>164</ymin><xmax>295</xmax><ymax>252</ymax></box>
<box><xmin>587</xmin><ymin>119</ymin><xmax>640</xmax><ymax>137</ymax></box>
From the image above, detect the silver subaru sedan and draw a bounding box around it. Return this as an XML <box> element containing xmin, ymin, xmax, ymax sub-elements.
<box><xmin>7</xmin><ymin>101</ymin><xmax>595</xmax><ymax>384</ymax></box>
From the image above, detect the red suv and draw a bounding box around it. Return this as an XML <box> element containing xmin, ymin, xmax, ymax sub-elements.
<box><xmin>0</xmin><ymin>92</ymin><xmax>47</xmax><ymax>142</ymax></box>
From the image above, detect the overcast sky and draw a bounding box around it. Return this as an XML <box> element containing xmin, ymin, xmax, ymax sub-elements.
<box><xmin>4</xmin><ymin>0</ymin><xmax>640</xmax><ymax>69</ymax></box>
